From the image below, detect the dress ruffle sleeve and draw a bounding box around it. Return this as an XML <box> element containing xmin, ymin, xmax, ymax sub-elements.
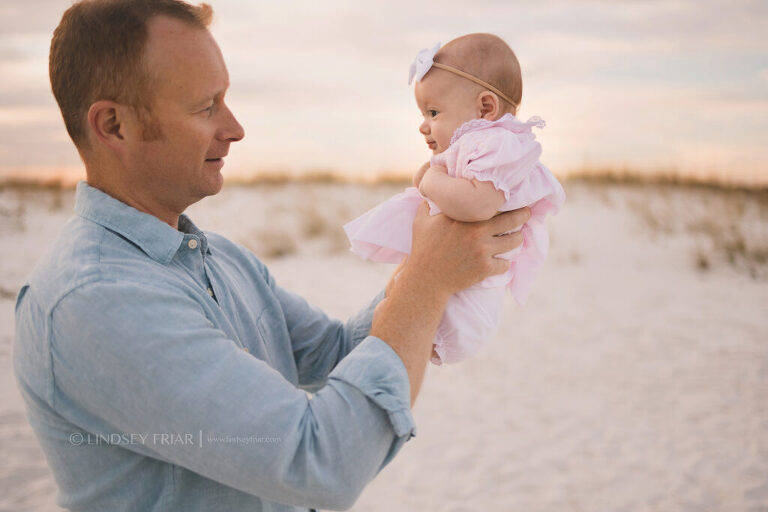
<box><xmin>447</xmin><ymin>116</ymin><xmax>565</xmax><ymax>304</ymax></box>
<box><xmin>460</xmin><ymin>123</ymin><xmax>561</xmax><ymax>213</ymax></box>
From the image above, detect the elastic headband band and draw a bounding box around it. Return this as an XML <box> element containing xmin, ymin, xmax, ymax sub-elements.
<box><xmin>431</xmin><ymin>62</ymin><xmax>518</xmax><ymax>109</ymax></box>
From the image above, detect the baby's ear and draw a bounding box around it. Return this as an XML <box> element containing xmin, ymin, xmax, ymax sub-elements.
<box><xmin>477</xmin><ymin>91</ymin><xmax>500</xmax><ymax>120</ymax></box>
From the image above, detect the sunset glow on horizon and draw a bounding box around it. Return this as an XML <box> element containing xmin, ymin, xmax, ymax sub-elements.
<box><xmin>1</xmin><ymin>0</ymin><xmax>767</xmax><ymax>187</ymax></box>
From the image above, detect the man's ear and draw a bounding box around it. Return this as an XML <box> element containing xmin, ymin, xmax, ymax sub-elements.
<box><xmin>477</xmin><ymin>91</ymin><xmax>500</xmax><ymax>120</ymax></box>
<box><xmin>87</xmin><ymin>100</ymin><xmax>129</xmax><ymax>153</ymax></box>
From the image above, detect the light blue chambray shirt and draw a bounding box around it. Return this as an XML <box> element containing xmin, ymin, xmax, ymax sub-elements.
<box><xmin>13</xmin><ymin>181</ymin><xmax>415</xmax><ymax>512</ymax></box>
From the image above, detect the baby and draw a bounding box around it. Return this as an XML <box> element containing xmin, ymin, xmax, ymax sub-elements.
<box><xmin>344</xmin><ymin>33</ymin><xmax>565</xmax><ymax>365</ymax></box>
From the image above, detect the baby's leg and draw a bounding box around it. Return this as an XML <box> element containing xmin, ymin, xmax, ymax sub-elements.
<box><xmin>432</xmin><ymin>284</ymin><xmax>507</xmax><ymax>365</ymax></box>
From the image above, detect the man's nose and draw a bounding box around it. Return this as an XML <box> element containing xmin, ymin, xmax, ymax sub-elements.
<box><xmin>219</xmin><ymin>103</ymin><xmax>245</xmax><ymax>142</ymax></box>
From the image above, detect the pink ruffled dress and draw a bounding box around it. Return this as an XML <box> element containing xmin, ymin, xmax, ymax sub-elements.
<box><xmin>344</xmin><ymin>113</ymin><xmax>565</xmax><ymax>364</ymax></box>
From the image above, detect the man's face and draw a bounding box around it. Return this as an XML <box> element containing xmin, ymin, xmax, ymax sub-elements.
<box><xmin>124</xmin><ymin>15</ymin><xmax>244</xmax><ymax>212</ymax></box>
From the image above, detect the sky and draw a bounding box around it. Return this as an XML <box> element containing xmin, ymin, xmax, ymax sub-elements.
<box><xmin>0</xmin><ymin>0</ymin><xmax>767</xmax><ymax>186</ymax></box>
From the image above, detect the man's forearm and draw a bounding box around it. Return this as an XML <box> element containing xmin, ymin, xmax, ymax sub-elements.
<box><xmin>371</xmin><ymin>202</ymin><xmax>530</xmax><ymax>407</ymax></box>
<box><xmin>369</xmin><ymin>264</ymin><xmax>450</xmax><ymax>406</ymax></box>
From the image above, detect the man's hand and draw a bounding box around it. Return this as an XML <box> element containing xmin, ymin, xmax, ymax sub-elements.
<box><xmin>408</xmin><ymin>202</ymin><xmax>529</xmax><ymax>298</ymax></box>
<box><xmin>370</xmin><ymin>202</ymin><xmax>530</xmax><ymax>405</ymax></box>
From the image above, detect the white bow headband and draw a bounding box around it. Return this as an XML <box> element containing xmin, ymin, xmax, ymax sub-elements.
<box><xmin>408</xmin><ymin>43</ymin><xmax>519</xmax><ymax>109</ymax></box>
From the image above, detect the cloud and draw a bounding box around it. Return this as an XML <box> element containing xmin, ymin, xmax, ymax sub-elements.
<box><xmin>0</xmin><ymin>0</ymin><xmax>68</xmax><ymax>34</ymax></box>
<box><xmin>1</xmin><ymin>0</ymin><xmax>767</xmax><ymax>181</ymax></box>
<box><xmin>0</xmin><ymin>106</ymin><xmax>60</xmax><ymax>126</ymax></box>
<box><xmin>0</xmin><ymin>53</ymin><xmax>50</xmax><ymax>100</ymax></box>
<box><xmin>0</xmin><ymin>124</ymin><xmax>78</xmax><ymax>167</ymax></box>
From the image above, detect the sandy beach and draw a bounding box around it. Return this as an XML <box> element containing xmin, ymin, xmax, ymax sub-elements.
<box><xmin>1</xmin><ymin>180</ymin><xmax>766</xmax><ymax>511</ymax></box>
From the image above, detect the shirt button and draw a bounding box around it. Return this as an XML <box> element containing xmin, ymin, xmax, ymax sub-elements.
<box><xmin>207</xmin><ymin>287</ymin><xmax>214</xmax><ymax>296</ymax></box>
<box><xmin>188</xmin><ymin>239</ymin><xmax>198</xmax><ymax>250</ymax></box>
<box><xmin>242</xmin><ymin>347</ymin><xmax>249</xmax><ymax>353</ymax></box>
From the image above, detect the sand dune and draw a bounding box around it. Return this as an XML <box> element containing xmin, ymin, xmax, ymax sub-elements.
<box><xmin>1</xmin><ymin>181</ymin><xmax>766</xmax><ymax>511</ymax></box>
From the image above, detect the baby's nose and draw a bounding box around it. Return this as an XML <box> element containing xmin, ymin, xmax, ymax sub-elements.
<box><xmin>419</xmin><ymin>119</ymin><xmax>429</xmax><ymax>135</ymax></box>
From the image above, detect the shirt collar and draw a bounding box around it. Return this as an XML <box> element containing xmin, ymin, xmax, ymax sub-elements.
<box><xmin>74</xmin><ymin>181</ymin><xmax>211</xmax><ymax>265</ymax></box>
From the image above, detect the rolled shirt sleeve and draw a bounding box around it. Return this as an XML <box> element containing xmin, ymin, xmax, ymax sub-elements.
<box><xmin>49</xmin><ymin>279</ymin><xmax>415</xmax><ymax>510</ymax></box>
<box><xmin>257</xmin><ymin>255</ymin><xmax>386</xmax><ymax>391</ymax></box>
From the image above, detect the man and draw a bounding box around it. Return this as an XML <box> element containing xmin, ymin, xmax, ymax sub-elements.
<box><xmin>13</xmin><ymin>1</ymin><xmax>529</xmax><ymax>510</ymax></box>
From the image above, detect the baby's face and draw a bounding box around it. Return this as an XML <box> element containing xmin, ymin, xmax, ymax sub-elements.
<box><xmin>414</xmin><ymin>72</ymin><xmax>479</xmax><ymax>154</ymax></box>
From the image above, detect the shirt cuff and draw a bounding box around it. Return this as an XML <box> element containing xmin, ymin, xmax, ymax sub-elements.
<box><xmin>328</xmin><ymin>335</ymin><xmax>415</xmax><ymax>439</ymax></box>
<box><xmin>348</xmin><ymin>289</ymin><xmax>386</xmax><ymax>343</ymax></box>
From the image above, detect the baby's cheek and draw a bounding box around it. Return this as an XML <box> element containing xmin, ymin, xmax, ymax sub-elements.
<box><xmin>437</xmin><ymin>126</ymin><xmax>449</xmax><ymax>144</ymax></box>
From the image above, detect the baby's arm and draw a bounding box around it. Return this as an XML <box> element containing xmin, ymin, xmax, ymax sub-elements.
<box><xmin>419</xmin><ymin>166</ymin><xmax>506</xmax><ymax>222</ymax></box>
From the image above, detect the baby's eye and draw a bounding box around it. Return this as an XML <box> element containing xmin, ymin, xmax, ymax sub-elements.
<box><xmin>428</xmin><ymin>109</ymin><xmax>439</xmax><ymax>118</ymax></box>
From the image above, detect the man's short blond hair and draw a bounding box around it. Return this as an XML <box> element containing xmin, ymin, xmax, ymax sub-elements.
<box><xmin>49</xmin><ymin>0</ymin><xmax>213</xmax><ymax>149</ymax></box>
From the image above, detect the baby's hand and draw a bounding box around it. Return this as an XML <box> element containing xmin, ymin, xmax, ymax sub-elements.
<box><xmin>417</xmin><ymin>164</ymin><xmax>449</xmax><ymax>197</ymax></box>
<box><xmin>412</xmin><ymin>162</ymin><xmax>430</xmax><ymax>187</ymax></box>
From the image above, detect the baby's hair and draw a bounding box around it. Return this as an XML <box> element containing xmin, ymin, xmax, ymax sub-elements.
<box><xmin>434</xmin><ymin>33</ymin><xmax>522</xmax><ymax>115</ymax></box>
